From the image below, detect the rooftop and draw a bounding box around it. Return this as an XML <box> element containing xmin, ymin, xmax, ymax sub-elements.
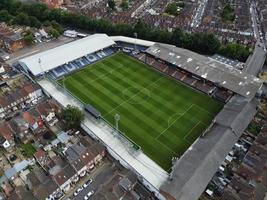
<box><xmin>146</xmin><ymin>43</ymin><xmax>263</xmax><ymax>100</ymax></box>
<box><xmin>19</xmin><ymin>34</ymin><xmax>115</xmax><ymax>76</ymax></box>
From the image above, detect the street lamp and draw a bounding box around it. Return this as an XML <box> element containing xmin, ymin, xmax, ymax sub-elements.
<box><xmin>134</xmin><ymin>32</ymin><xmax>138</xmax><ymax>51</ymax></box>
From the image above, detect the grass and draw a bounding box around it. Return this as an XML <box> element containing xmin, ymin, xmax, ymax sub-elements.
<box><xmin>20</xmin><ymin>143</ymin><xmax>36</xmax><ymax>158</ymax></box>
<box><xmin>58</xmin><ymin>52</ymin><xmax>223</xmax><ymax>171</ymax></box>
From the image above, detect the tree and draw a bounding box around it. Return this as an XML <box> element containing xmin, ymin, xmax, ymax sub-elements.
<box><xmin>50</xmin><ymin>20</ymin><xmax>63</xmax><ymax>34</ymax></box>
<box><xmin>49</xmin><ymin>28</ymin><xmax>60</xmax><ymax>38</ymax></box>
<box><xmin>108</xmin><ymin>0</ymin><xmax>116</xmax><ymax>10</ymax></box>
<box><xmin>28</xmin><ymin>16</ymin><xmax>41</xmax><ymax>28</ymax></box>
<box><xmin>0</xmin><ymin>10</ymin><xmax>13</xmax><ymax>23</ymax></box>
<box><xmin>61</xmin><ymin>105</ymin><xmax>84</xmax><ymax>129</ymax></box>
<box><xmin>120</xmin><ymin>0</ymin><xmax>128</xmax><ymax>10</ymax></box>
<box><xmin>24</xmin><ymin>33</ymin><xmax>34</xmax><ymax>45</ymax></box>
<box><xmin>13</xmin><ymin>12</ymin><xmax>30</xmax><ymax>26</ymax></box>
<box><xmin>219</xmin><ymin>43</ymin><xmax>250</xmax><ymax>62</ymax></box>
<box><xmin>165</xmin><ymin>3</ymin><xmax>178</xmax><ymax>16</ymax></box>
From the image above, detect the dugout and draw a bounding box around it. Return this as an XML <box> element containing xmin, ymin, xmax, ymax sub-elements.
<box><xmin>84</xmin><ymin>104</ymin><xmax>101</xmax><ymax>119</ymax></box>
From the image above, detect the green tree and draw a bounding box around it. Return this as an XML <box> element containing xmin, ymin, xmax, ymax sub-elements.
<box><xmin>221</xmin><ymin>3</ymin><xmax>235</xmax><ymax>22</ymax></box>
<box><xmin>13</xmin><ymin>12</ymin><xmax>30</xmax><ymax>26</ymax></box>
<box><xmin>28</xmin><ymin>16</ymin><xmax>41</xmax><ymax>28</ymax></box>
<box><xmin>51</xmin><ymin>20</ymin><xmax>64</xmax><ymax>34</ymax></box>
<box><xmin>61</xmin><ymin>105</ymin><xmax>85</xmax><ymax>129</ymax></box>
<box><xmin>0</xmin><ymin>10</ymin><xmax>13</xmax><ymax>23</ymax></box>
<box><xmin>108</xmin><ymin>0</ymin><xmax>116</xmax><ymax>10</ymax></box>
<box><xmin>165</xmin><ymin>3</ymin><xmax>178</xmax><ymax>16</ymax></box>
<box><xmin>49</xmin><ymin>28</ymin><xmax>60</xmax><ymax>38</ymax></box>
<box><xmin>120</xmin><ymin>0</ymin><xmax>129</xmax><ymax>10</ymax></box>
<box><xmin>219</xmin><ymin>43</ymin><xmax>250</xmax><ymax>62</ymax></box>
<box><xmin>24</xmin><ymin>33</ymin><xmax>34</xmax><ymax>45</ymax></box>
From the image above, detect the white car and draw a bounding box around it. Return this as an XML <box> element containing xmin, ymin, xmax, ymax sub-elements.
<box><xmin>74</xmin><ymin>187</ymin><xmax>83</xmax><ymax>196</ymax></box>
<box><xmin>83</xmin><ymin>179</ymin><xmax>93</xmax><ymax>188</ymax></box>
<box><xmin>84</xmin><ymin>190</ymin><xmax>94</xmax><ymax>200</ymax></box>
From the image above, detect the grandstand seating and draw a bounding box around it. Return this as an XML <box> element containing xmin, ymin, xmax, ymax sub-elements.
<box><xmin>116</xmin><ymin>41</ymin><xmax>148</xmax><ymax>51</ymax></box>
<box><xmin>48</xmin><ymin>47</ymin><xmax>115</xmax><ymax>79</ymax></box>
<box><xmin>134</xmin><ymin>52</ymin><xmax>232</xmax><ymax>100</ymax></box>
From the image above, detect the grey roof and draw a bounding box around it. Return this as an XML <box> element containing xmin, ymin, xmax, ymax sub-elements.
<box><xmin>5</xmin><ymin>160</ymin><xmax>29</xmax><ymax>179</ymax></box>
<box><xmin>160</xmin><ymin>95</ymin><xmax>258</xmax><ymax>200</ymax></box>
<box><xmin>146</xmin><ymin>43</ymin><xmax>263</xmax><ymax>100</ymax></box>
<box><xmin>57</xmin><ymin>131</ymin><xmax>71</xmax><ymax>144</ymax></box>
<box><xmin>244</xmin><ymin>44</ymin><xmax>266</xmax><ymax>76</ymax></box>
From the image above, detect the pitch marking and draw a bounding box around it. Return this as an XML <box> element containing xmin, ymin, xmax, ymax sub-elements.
<box><xmin>156</xmin><ymin>104</ymin><xmax>194</xmax><ymax>140</ymax></box>
<box><xmin>103</xmin><ymin>76</ymin><xmax>165</xmax><ymax>117</ymax></box>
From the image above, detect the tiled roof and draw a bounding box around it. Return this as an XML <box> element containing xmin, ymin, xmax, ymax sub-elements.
<box><xmin>53</xmin><ymin>164</ymin><xmax>76</xmax><ymax>186</ymax></box>
<box><xmin>0</xmin><ymin>122</ymin><xmax>13</xmax><ymax>140</ymax></box>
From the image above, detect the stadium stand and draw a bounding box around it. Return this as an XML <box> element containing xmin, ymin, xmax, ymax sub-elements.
<box><xmin>46</xmin><ymin>47</ymin><xmax>115</xmax><ymax>79</ymax></box>
<box><xmin>18</xmin><ymin>34</ymin><xmax>116</xmax><ymax>79</ymax></box>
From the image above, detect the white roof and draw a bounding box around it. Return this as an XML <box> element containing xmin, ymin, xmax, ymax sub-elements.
<box><xmin>111</xmin><ymin>36</ymin><xmax>155</xmax><ymax>47</ymax></box>
<box><xmin>19</xmin><ymin>34</ymin><xmax>115</xmax><ymax>76</ymax></box>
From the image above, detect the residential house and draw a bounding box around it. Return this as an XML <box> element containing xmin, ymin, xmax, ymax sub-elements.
<box><xmin>0</xmin><ymin>122</ymin><xmax>15</xmax><ymax>150</ymax></box>
<box><xmin>65</xmin><ymin>143</ymin><xmax>93</xmax><ymax>177</ymax></box>
<box><xmin>23</xmin><ymin>108</ymin><xmax>44</xmax><ymax>134</ymax></box>
<box><xmin>1</xmin><ymin>182</ymin><xmax>13</xmax><ymax>197</ymax></box>
<box><xmin>0</xmin><ymin>27</ymin><xmax>25</xmax><ymax>52</ymax></box>
<box><xmin>10</xmin><ymin>114</ymin><xmax>32</xmax><ymax>144</ymax></box>
<box><xmin>36</xmin><ymin>99</ymin><xmax>60</xmax><ymax>126</ymax></box>
<box><xmin>34</xmin><ymin>149</ymin><xmax>54</xmax><ymax>172</ymax></box>
<box><xmin>8</xmin><ymin>186</ymin><xmax>34</xmax><ymax>200</ymax></box>
<box><xmin>40</xmin><ymin>0</ymin><xmax>64</xmax><ymax>8</ymax></box>
<box><xmin>52</xmin><ymin>163</ymin><xmax>77</xmax><ymax>192</ymax></box>
<box><xmin>80</xmin><ymin>136</ymin><xmax>106</xmax><ymax>164</ymax></box>
<box><xmin>26</xmin><ymin>167</ymin><xmax>62</xmax><ymax>200</ymax></box>
<box><xmin>34</xmin><ymin>150</ymin><xmax>77</xmax><ymax>193</ymax></box>
<box><xmin>23</xmin><ymin>83</ymin><xmax>42</xmax><ymax>104</ymax></box>
<box><xmin>0</xmin><ymin>82</ymin><xmax>43</xmax><ymax>119</ymax></box>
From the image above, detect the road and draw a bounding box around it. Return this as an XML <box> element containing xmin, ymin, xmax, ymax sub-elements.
<box><xmin>245</xmin><ymin>43</ymin><xmax>266</xmax><ymax>76</ymax></box>
<box><xmin>67</xmin><ymin>162</ymin><xmax>117</xmax><ymax>200</ymax></box>
<box><xmin>191</xmin><ymin>0</ymin><xmax>208</xmax><ymax>28</ymax></box>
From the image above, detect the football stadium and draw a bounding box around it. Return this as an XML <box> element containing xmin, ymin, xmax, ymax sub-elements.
<box><xmin>18</xmin><ymin>34</ymin><xmax>263</xmax><ymax>200</ymax></box>
<box><xmin>58</xmin><ymin>52</ymin><xmax>222</xmax><ymax>170</ymax></box>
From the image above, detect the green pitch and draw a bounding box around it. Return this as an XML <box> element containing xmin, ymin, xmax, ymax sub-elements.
<box><xmin>58</xmin><ymin>52</ymin><xmax>223</xmax><ymax>171</ymax></box>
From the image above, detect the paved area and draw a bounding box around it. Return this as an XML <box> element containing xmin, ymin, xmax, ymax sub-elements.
<box><xmin>7</xmin><ymin>36</ymin><xmax>75</xmax><ymax>65</ymax></box>
<box><xmin>63</xmin><ymin>159</ymin><xmax>113</xmax><ymax>200</ymax></box>
<box><xmin>71</xmin><ymin>162</ymin><xmax>117</xmax><ymax>200</ymax></box>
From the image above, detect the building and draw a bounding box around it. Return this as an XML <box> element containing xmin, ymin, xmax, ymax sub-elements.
<box><xmin>0</xmin><ymin>82</ymin><xmax>43</xmax><ymax>119</ymax></box>
<box><xmin>0</xmin><ymin>122</ymin><xmax>15</xmax><ymax>150</ymax></box>
<box><xmin>39</xmin><ymin>0</ymin><xmax>64</xmax><ymax>8</ymax></box>
<box><xmin>0</xmin><ymin>27</ymin><xmax>25</xmax><ymax>52</ymax></box>
<box><xmin>36</xmin><ymin>99</ymin><xmax>60</xmax><ymax>126</ymax></box>
<box><xmin>26</xmin><ymin>167</ymin><xmax>62</xmax><ymax>200</ymax></box>
<box><xmin>18</xmin><ymin>34</ymin><xmax>115</xmax><ymax>78</ymax></box>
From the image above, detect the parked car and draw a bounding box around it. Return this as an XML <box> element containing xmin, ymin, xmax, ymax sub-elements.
<box><xmin>83</xmin><ymin>179</ymin><xmax>93</xmax><ymax>188</ymax></box>
<box><xmin>74</xmin><ymin>187</ymin><xmax>83</xmax><ymax>196</ymax></box>
<box><xmin>84</xmin><ymin>190</ymin><xmax>94</xmax><ymax>200</ymax></box>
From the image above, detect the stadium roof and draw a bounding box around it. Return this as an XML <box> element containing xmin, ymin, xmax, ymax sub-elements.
<box><xmin>111</xmin><ymin>36</ymin><xmax>155</xmax><ymax>47</ymax></box>
<box><xmin>146</xmin><ymin>43</ymin><xmax>263</xmax><ymax>100</ymax></box>
<box><xmin>160</xmin><ymin>95</ymin><xmax>258</xmax><ymax>200</ymax></box>
<box><xmin>19</xmin><ymin>34</ymin><xmax>115</xmax><ymax>76</ymax></box>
